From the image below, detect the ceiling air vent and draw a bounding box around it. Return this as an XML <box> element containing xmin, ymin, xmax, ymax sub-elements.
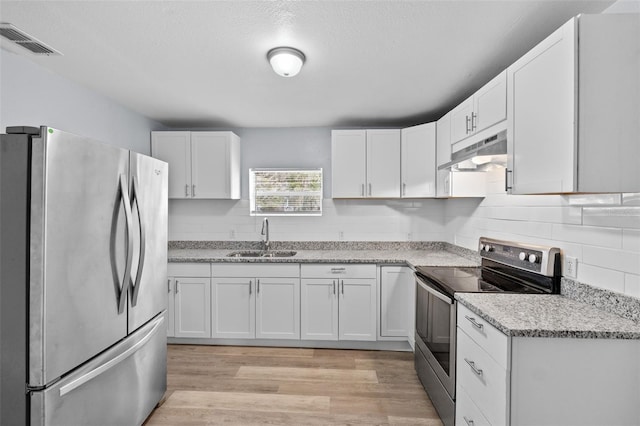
<box><xmin>0</xmin><ymin>23</ymin><xmax>61</xmax><ymax>55</ymax></box>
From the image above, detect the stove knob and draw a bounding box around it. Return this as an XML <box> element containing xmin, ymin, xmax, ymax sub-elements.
<box><xmin>519</xmin><ymin>252</ymin><xmax>527</xmax><ymax>261</ymax></box>
<box><xmin>480</xmin><ymin>244</ymin><xmax>486</xmax><ymax>251</ymax></box>
<box><xmin>528</xmin><ymin>254</ymin><xmax>538</xmax><ymax>263</ymax></box>
<box><xmin>487</xmin><ymin>245</ymin><xmax>494</xmax><ymax>252</ymax></box>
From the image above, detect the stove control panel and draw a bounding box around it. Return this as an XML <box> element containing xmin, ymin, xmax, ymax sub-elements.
<box><xmin>478</xmin><ymin>237</ymin><xmax>560</xmax><ymax>277</ymax></box>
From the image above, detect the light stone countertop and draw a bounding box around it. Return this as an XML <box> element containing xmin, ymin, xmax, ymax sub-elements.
<box><xmin>167</xmin><ymin>247</ymin><xmax>480</xmax><ymax>269</ymax></box>
<box><xmin>456</xmin><ymin>293</ymin><xmax>640</xmax><ymax>340</ymax></box>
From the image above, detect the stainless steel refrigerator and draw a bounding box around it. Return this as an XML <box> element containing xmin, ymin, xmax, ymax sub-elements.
<box><xmin>0</xmin><ymin>126</ymin><xmax>168</xmax><ymax>425</ymax></box>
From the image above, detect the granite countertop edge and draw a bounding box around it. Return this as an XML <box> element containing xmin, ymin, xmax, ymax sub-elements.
<box><xmin>456</xmin><ymin>293</ymin><xmax>640</xmax><ymax>340</ymax></box>
<box><xmin>167</xmin><ymin>241</ymin><xmax>481</xmax><ymax>268</ymax></box>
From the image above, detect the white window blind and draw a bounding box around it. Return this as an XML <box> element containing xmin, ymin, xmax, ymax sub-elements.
<box><xmin>249</xmin><ymin>168</ymin><xmax>323</xmax><ymax>216</ymax></box>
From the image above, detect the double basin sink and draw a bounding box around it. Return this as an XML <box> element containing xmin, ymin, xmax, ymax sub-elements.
<box><xmin>226</xmin><ymin>250</ymin><xmax>297</xmax><ymax>258</ymax></box>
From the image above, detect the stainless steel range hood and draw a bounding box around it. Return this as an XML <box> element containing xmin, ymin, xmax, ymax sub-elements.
<box><xmin>439</xmin><ymin>130</ymin><xmax>507</xmax><ymax>171</ymax></box>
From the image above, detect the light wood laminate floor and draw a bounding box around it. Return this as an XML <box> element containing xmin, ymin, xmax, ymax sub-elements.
<box><xmin>145</xmin><ymin>345</ymin><xmax>443</xmax><ymax>425</ymax></box>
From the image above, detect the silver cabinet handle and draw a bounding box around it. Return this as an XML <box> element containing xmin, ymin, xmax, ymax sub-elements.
<box><xmin>175</xmin><ymin>279</ymin><xmax>179</xmax><ymax>293</ymax></box>
<box><xmin>129</xmin><ymin>176</ymin><xmax>145</xmax><ymax>307</ymax></box>
<box><xmin>257</xmin><ymin>279</ymin><xmax>260</xmax><ymax>294</ymax></box>
<box><xmin>361</xmin><ymin>183</ymin><xmax>365</xmax><ymax>197</ymax></box>
<box><xmin>249</xmin><ymin>280</ymin><xmax>252</xmax><ymax>295</ymax></box>
<box><xmin>368</xmin><ymin>183</ymin><xmax>372</xmax><ymax>196</ymax></box>
<box><xmin>465</xmin><ymin>315</ymin><xmax>484</xmax><ymax>330</ymax></box>
<box><xmin>185</xmin><ymin>184</ymin><xmax>189</xmax><ymax>197</ymax></box>
<box><xmin>167</xmin><ymin>279</ymin><xmax>171</xmax><ymax>293</ymax></box>
<box><xmin>341</xmin><ymin>280</ymin><xmax>344</xmax><ymax>295</ymax></box>
<box><xmin>463</xmin><ymin>416</ymin><xmax>475</xmax><ymax>426</ymax></box>
<box><xmin>192</xmin><ymin>184</ymin><xmax>196</xmax><ymax>197</ymax></box>
<box><xmin>118</xmin><ymin>175</ymin><xmax>134</xmax><ymax>315</ymax></box>
<box><xmin>465</xmin><ymin>115</ymin><xmax>470</xmax><ymax>134</ymax></box>
<box><xmin>331</xmin><ymin>267</ymin><xmax>346</xmax><ymax>274</ymax></box>
<box><xmin>471</xmin><ymin>112</ymin><xmax>477</xmax><ymax>131</ymax></box>
<box><xmin>505</xmin><ymin>168</ymin><xmax>513</xmax><ymax>192</ymax></box>
<box><xmin>464</xmin><ymin>358</ymin><xmax>483</xmax><ymax>377</ymax></box>
<box><xmin>402</xmin><ymin>182</ymin><xmax>406</xmax><ymax>196</ymax></box>
<box><xmin>333</xmin><ymin>280</ymin><xmax>336</xmax><ymax>295</ymax></box>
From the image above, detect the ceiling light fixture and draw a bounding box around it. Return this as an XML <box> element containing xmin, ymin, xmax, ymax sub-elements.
<box><xmin>267</xmin><ymin>47</ymin><xmax>305</xmax><ymax>78</ymax></box>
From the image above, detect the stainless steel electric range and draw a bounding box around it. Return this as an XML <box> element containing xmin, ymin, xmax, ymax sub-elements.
<box><xmin>413</xmin><ymin>237</ymin><xmax>561</xmax><ymax>426</ymax></box>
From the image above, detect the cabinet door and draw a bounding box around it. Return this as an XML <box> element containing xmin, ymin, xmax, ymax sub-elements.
<box><xmin>380</xmin><ymin>266</ymin><xmax>414</xmax><ymax>338</ymax></box>
<box><xmin>450</xmin><ymin>97</ymin><xmax>474</xmax><ymax>144</ymax></box>
<box><xmin>436</xmin><ymin>113</ymin><xmax>452</xmax><ymax>198</ymax></box>
<box><xmin>338</xmin><ymin>279</ymin><xmax>377</xmax><ymax>341</ymax></box>
<box><xmin>211</xmin><ymin>278</ymin><xmax>255</xmax><ymax>339</ymax></box>
<box><xmin>331</xmin><ymin>130</ymin><xmax>366</xmax><ymax>198</ymax></box>
<box><xmin>167</xmin><ymin>278</ymin><xmax>175</xmax><ymax>337</ymax></box>
<box><xmin>174</xmin><ymin>277</ymin><xmax>211</xmax><ymax>338</ymax></box>
<box><xmin>151</xmin><ymin>131</ymin><xmax>191</xmax><ymax>199</ymax></box>
<box><xmin>401</xmin><ymin>123</ymin><xmax>436</xmax><ymax>198</ymax></box>
<box><xmin>191</xmin><ymin>132</ymin><xmax>232</xmax><ymax>199</ymax></box>
<box><xmin>366</xmin><ymin>129</ymin><xmax>401</xmax><ymax>198</ymax></box>
<box><xmin>507</xmin><ymin>19</ymin><xmax>576</xmax><ymax>194</ymax></box>
<box><xmin>473</xmin><ymin>71</ymin><xmax>507</xmax><ymax>133</ymax></box>
<box><xmin>301</xmin><ymin>279</ymin><xmax>338</xmax><ymax>341</ymax></box>
<box><xmin>255</xmin><ymin>278</ymin><xmax>300</xmax><ymax>340</ymax></box>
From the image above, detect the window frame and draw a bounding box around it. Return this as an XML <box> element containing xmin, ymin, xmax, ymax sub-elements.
<box><xmin>249</xmin><ymin>168</ymin><xmax>323</xmax><ymax>217</ymax></box>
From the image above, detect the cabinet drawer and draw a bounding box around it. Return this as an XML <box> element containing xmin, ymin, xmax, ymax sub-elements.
<box><xmin>456</xmin><ymin>385</ymin><xmax>491</xmax><ymax>426</ymax></box>
<box><xmin>168</xmin><ymin>262</ymin><xmax>211</xmax><ymax>277</ymax></box>
<box><xmin>457</xmin><ymin>328</ymin><xmax>508</xmax><ymax>426</ymax></box>
<box><xmin>300</xmin><ymin>264</ymin><xmax>376</xmax><ymax>279</ymax></box>
<box><xmin>213</xmin><ymin>263</ymin><xmax>299</xmax><ymax>278</ymax></box>
<box><xmin>458</xmin><ymin>303</ymin><xmax>508</xmax><ymax>369</ymax></box>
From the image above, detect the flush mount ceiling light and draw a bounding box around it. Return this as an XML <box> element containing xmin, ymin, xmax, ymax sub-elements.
<box><xmin>267</xmin><ymin>47</ymin><xmax>305</xmax><ymax>77</ymax></box>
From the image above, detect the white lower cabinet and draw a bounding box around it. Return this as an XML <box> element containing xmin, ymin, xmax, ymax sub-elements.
<box><xmin>210</xmin><ymin>277</ymin><xmax>255</xmax><ymax>339</ymax></box>
<box><xmin>379</xmin><ymin>266</ymin><xmax>415</xmax><ymax>344</ymax></box>
<box><xmin>301</xmin><ymin>264</ymin><xmax>377</xmax><ymax>341</ymax></box>
<box><xmin>167</xmin><ymin>263</ymin><xmax>212</xmax><ymax>338</ymax></box>
<box><xmin>211</xmin><ymin>264</ymin><xmax>300</xmax><ymax>340</ymax></box>
<box><xmin>456</xmin><ymin>303</ymin><xmax>640</xmax><ymax>426</ymax></box>
<box><xmin>300</xmin><ymin>279</ymin><xmax>339</xmax><ymax>340</ymax></box>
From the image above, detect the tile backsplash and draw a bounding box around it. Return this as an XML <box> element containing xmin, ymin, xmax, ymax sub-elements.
<box><xmin>447</xmin><ymin>170</ymin><xmax>640</xmax><ymax>298</ymax></box>
<box><xmin>169</xmin><ymin>172</ymin><xmax>640</xmax><ymax>299</ymax></box>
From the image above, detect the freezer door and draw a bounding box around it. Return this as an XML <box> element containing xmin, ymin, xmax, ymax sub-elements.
<box><xmin>30</xmin><ymin>313</ymin><xmax>167</xmax><ymax>426</ymax></box>
<box><xmin>128</xmin><ymin>152</ymin><xmax>168</xmax><ymax>332</ymax></box>
<box><xmin>29</xmin><ymin>127</ymin><xmax>130</xmax><ymax>387</ymax></box>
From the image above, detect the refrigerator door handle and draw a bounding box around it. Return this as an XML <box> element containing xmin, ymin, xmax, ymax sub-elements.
<box><xmin>118</xmin><ymin>175</ymin><xmax>134</xmax><ymax>314</ymax></box>
<box><xmin>58</xmin><ymin>315</ymin><xmax>163</xmax><ymax>397</ymax></box>
<box><xmin>129</xmin><ymin>176</ymin><xmax>146</xmax><ymax>306</ymax></box>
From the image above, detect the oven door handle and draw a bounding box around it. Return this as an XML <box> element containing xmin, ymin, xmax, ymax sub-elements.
<box><xmin>416</xmin><ymin>277</ymin><xmax>453</xmax><ymax>304</ymax></box>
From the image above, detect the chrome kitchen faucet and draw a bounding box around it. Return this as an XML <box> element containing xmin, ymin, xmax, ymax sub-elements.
<box><xmin>261</xmin><ymin>217</ymin><xmax>270</xmax><ymax>252</ymax></box>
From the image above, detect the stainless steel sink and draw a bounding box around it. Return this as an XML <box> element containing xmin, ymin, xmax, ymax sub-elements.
<box><xmin>226</xmin><ymin>251</ymin><xmax>264</xmax><ymax>257</ymax></box>
<box><xmin>260</xmin><ymin>251</ymin><xmax>297</xmax><ymax>258</ymax></box>
<box><xmin>226</xmin><ymin>250</ymin><xmax>297</xmax><ymax>258</ymax></box>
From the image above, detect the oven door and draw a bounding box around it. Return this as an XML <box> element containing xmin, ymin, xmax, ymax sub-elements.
<box><xmin>415</xmin><ymin>274</ymin><xmax>456</xmax><ymax>398</ymax></box>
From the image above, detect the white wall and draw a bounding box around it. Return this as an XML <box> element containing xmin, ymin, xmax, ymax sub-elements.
<box><xmin>0</xmin><ymin>49</ymin><xmax>164</xmax><ymax>154</ymax></box>
<box><xmin>446</xmin><ymin>169</ymin><xmax>640</xmax><ymax>298</ymax></box>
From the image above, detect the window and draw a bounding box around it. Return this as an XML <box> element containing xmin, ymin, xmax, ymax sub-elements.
<box><xmin>249</xmin><ymin>168</ymin><xmax>322</xmax><ymax>216</ymax></box>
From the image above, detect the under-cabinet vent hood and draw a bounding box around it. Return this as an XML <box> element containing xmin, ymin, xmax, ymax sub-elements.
<box><xmin>439</xmin><ymin>130</ymin><xmax>507</xmax><ymax>171</ymax></box>
<box><xmin>0</xmin><ymin>23</ymin><xmax>61</xmax><ymax>55</ymax></box>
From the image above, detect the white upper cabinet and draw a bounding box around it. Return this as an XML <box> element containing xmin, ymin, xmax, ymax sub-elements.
<box><xmin>331</xmin><ymin>130</ymin><xmax>367</xmax><ymax>198</ymax></box>
<box><xmin>366</xmin><ymin>129</ymin><xmax>401</xmax><ymax>198</ymax></box>
<box><xmin>450</xmin><ymin>71</ymin><xmax>507</xmax><ymax>145</ymax></box>
<box><xmin>507</xmin><ymin>14</ymin><xmax>639</xmax><ymax>194</ymax></box>
<box><xmin>401</xmin><ymin>123</ymin><xmax>436</xmax><ymax>198</ymax></box>
<box><xmin>151</xmin><ymin>131</ymin><xmax>240</xmax><ymax>199</ymax></box>
<box><xmin>332</xmin><ymin>129</ymin><xmax>400</xmax><ymax>198</ymax></box>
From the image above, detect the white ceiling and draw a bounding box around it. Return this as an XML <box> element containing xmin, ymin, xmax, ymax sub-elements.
<box><xmin>0</xmin><ymin>1</ymin><xmax>615</xmax><ymax>128</ymax></box>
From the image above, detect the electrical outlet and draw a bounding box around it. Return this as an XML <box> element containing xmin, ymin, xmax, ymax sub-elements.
<box><xmin>565</xmin><ymin>256</ymin><xmax>577</xmax><ymax>278</ymax></box>
<box><xmin>339</xmin><ymin>231</ymin><xmax>344</xmax><ymax>240</ymax></box>
<box><xmin>229</xmin><ymin>229</ymin><xmax>236</xmax><ymax>239</ymax></box>
<box><xmin>407</xmin><ymin>233</ymin><xmax>413</xmax><ymax>241</ymax></box>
